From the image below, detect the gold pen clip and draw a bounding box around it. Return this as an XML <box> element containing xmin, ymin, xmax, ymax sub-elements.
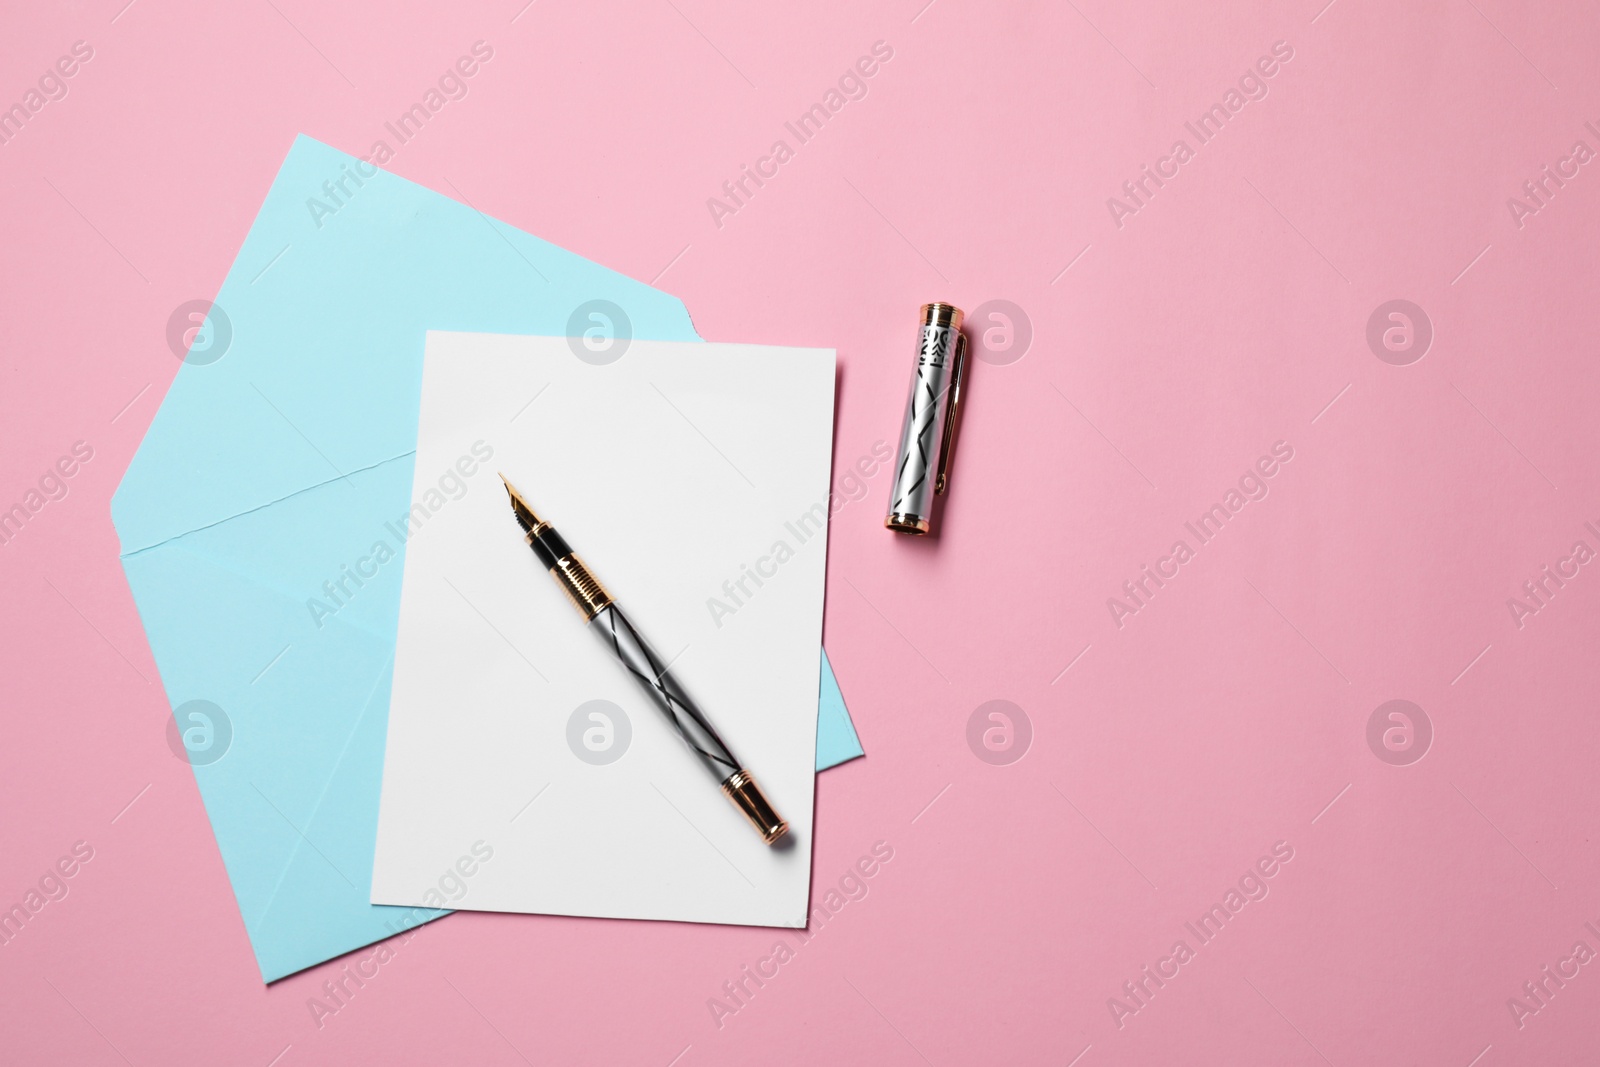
<box><xmin>934</xmin><ymin>332</ymin><xmax>967</xmax><ymax>496</ymax></box>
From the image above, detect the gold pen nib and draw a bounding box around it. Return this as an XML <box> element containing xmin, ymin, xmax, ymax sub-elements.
<box><xmin>498</xmin><ymin>473</ymin><xmax>544</xmax><ymax>535</ymax></box>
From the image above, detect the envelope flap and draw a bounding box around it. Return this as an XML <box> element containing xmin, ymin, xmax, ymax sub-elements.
<box><xmin>111</xmin><ymin>134</ymin><xmax>695</xmax><ymax>554</ymax></box>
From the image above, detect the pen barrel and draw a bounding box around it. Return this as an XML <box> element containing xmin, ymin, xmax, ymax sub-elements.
<box><xmin>886</xmin><ymin>304</ymin><xmax>964</xmax><ymax>535</ymax></box>
<box><xmin>589</xmin><ymin>604</ymin><xmax>740</xmax><ymax>783</ymax></box>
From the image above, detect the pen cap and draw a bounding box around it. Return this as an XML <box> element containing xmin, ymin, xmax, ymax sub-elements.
<box><xmin>885</xmin><ymin>303</ymin><xmax>967</xmax><ymax>535</ymax></box>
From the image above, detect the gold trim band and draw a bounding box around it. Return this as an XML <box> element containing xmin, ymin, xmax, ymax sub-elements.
<box><xmin>885</xmin><ymin>512</ymin><xmax>931</xmax><ymax>535</ymax></box>
<box><xmin>550</xmin><ymin>554</ymin><xmax>613</xmax><ymax>620</ymax></box>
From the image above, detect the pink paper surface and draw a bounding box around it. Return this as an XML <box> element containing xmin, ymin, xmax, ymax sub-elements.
<box><xmin>3</xmin><ymin>1</ymin><xmax>1598</xmax><ymax>1064</ymax></box>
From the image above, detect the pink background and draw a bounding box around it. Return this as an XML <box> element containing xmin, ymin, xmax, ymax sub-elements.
<box><xmin>4</xmin><ymin>0</ymin><xmax>1599</xmax><ymax>1064</ymax></box>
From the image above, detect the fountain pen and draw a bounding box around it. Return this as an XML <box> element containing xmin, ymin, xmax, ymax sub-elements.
<box><xmin>499</xmin><ymin>475</ymin><xmax>789</xmax><ymax>845</ymax></box>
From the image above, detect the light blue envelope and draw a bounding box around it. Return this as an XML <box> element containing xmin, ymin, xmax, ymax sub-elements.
<box><xmin>817</xmin><ymin>649</ymin><xmax>863</xmax><ymax>768</ymax></box>
<box><xmin>112</xmin><ymin>135</ymin><xmax>861</xmax><ymax>982</ymax></box>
